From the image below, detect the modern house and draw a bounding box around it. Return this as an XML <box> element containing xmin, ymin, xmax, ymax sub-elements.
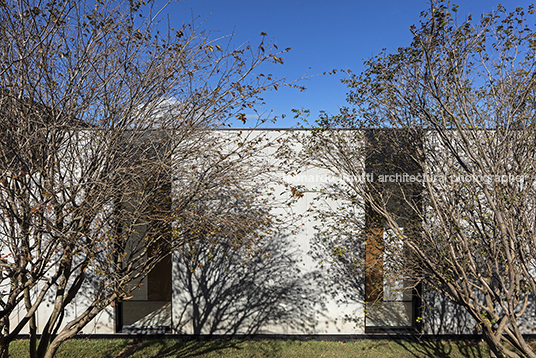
<box><xmin>6</xmin><ymin>128</ymin><xmax>536</xmax><ymax>337</ymax></box>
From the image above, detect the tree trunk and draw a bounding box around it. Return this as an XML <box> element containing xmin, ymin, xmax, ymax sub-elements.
<box><xmin>24</xmin><ymin>287</ymin><xmax>37</xmax><ymax>358</ymax></box>
<box><xmin>481</xmin><ymin>327</ymin><xmax>521</xmax><ymax>358</ymax></box>
<box><xmin>42</xmin><ymin>337</ymin><xmax>63</xmax><ymax>358</ymax></box>
<box><xmin>0</xmin><ymin>342</ymin><xmax>8</xmax><ymax>358</ymax></box>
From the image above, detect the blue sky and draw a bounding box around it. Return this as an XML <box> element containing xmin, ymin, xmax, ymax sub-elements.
<box><xmin>159</xmin><ymin>0</ymin><xmax>535</xmax><ymax>127</ymax></box>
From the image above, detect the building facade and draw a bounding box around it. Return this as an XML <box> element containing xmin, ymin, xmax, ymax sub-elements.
<box><xmin>8</xmin><ymin>129</ymin><xmax>535</xmax><ymax>336</ymax></box>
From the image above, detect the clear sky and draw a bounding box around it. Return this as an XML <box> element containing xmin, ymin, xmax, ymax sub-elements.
<box><xmin>158</xmin><ymin>0</ymin><xmax>535</xmax><ymax>127</ymax></box>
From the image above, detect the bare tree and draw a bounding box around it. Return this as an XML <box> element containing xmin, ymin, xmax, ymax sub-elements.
<box><xmin>0</xmin><ymin>0</ymin><xmax>294</xmax><ymax>357</ymax></box>
<box><xmin>290</xmin><ymin>2</ymin><xmax>536</xmax><ymax>357</ymax></box>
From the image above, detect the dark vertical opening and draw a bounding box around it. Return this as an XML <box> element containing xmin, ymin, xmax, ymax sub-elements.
<box><xmin>364</xmin><ymin>128</ymin><xmax>423</xmax><ymax>332</ymax></box>
<box><xmin>365</xmin><ymin>211</ymin><xmax>384</xmax><ymax>302</ymax></box>
<box><xmin>116</xmin><ymin>153</ymin><xmax>173</xmax><ymax>333</ymax></box>
<box><xmin>147</xmin><ymin>247</ymin><xmax>172</xmax><ymax>301</ymax></box>
<box><xmin>146</xmin><ymin>178</ymin><xmax>172</xmax><ymax>302</ymax></box>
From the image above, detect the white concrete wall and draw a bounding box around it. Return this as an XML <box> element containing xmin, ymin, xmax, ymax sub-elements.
<box><xmin>171</xmin><ymin>130</ymin><xmax>365</xmax><ymax>334</ymax></box>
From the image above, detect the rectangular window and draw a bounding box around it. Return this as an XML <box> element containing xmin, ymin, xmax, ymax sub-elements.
<box><xmin>116</xmin><ymin>179</ymin><xmax>172</xmax><ymax>333</ymax></box>
<box><xmin>365</xmin><ymin>222</ymin><xmax>420</xmax><ymax>331</ymax></box>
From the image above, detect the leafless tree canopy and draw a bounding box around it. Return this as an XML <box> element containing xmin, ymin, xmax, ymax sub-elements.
<box><xmin>0</xmin><ymin>0</ymin><xmax>293</xmax><ymax>357</ymax></box>
<box><xmin>290</xmin><ymin>2</ymin><xmax>536</xmax><ymax>357</ymax></box>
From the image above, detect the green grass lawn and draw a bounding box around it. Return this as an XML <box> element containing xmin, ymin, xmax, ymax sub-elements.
<box><xmin>7</xmin><ymin>339</ymin><xmax>494</xmax><ymax>358</ymax></box>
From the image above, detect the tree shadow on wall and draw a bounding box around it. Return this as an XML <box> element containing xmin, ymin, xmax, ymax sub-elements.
<box><xmin>309</xmin><ymin>228</ymin><xmax>366</xmax><ymax>324</ymax></box>
<box><xmin>421</xmin><ymin>289</ymin><xmax>477</xmax><ymax>335</ymax></box>
<box><xmin>172</xmin><ymin>234</ymin><xmax>325</xmax><ymax>335</ymax></box>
